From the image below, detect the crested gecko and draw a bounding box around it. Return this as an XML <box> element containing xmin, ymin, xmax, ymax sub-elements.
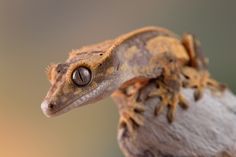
<box><xmin>41</xmin><ymin>26</ymin><xmax>225</xmax><ymax>156</ymax></box>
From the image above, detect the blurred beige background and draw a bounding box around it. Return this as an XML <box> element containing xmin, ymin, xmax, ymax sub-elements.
<box><xmin>0</xmin><ymin>1</ymin><xmax>236</xmax><ymax>157</ymax></box>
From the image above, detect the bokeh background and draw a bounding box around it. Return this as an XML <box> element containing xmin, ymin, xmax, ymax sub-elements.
<box><xmin>1</xmin><ymin>1</ymin><xmax>236</xmax><ymax>157</ymax></box>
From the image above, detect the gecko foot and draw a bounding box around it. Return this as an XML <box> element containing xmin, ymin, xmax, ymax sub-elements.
<box><xmin>118</xmin><ymin>93</ymin><xmax>145</xmax><ymax>135</ymax></box>
<box><xmin>182</xmin><ymin>67</ymin><xmax>225</xmax><ymax>101</ymax></box>
<box><xmin>149</xmin><ymin>81</ymin><xmax>189</xmax><ymax>123</ymax></box>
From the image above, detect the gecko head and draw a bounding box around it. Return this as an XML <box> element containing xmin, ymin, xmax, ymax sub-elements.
<box><xmin>41</xmin><ymin>40</ymin><xmax>121</xmax><ymax>117</ymax></box>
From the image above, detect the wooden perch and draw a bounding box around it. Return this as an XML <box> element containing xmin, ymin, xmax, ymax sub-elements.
<box><xmin>115</xmin><ymin>87</ymin><xmax>236</xmax><ymax>157</ymax></box>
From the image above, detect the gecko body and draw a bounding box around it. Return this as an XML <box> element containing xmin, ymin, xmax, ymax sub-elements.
<box><xmin>41</xmin><ymin>26</ymin><xmax>225</xmax><ymax>156</ymax></box>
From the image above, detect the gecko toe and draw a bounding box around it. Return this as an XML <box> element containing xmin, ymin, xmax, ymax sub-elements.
<box><xmin>154</xmin><ymin>103</ymin><xmax>164</xmax><ymax>116</ymax></box>
<box><xmin>178</xmin><ymin>94</ymin><xmax>189</xmax><ymax>109</ymax></box>
<box><xmin>167</xmin><ymin>104</ymin><xmax>176</xmax><ymax>123</ymax></box>
<box><xmin>194</xmin><ymin>89</ymin><xmax>203</xmax><ymax>101</ymax></box>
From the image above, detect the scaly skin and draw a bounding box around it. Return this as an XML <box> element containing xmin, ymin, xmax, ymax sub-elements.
<box><xmin>41</xmin><ymin>26</ymin><xmax>225</xmax><ymax>156</ymax></box>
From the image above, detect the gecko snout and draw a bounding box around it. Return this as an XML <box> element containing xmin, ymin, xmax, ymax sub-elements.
<box><xmin>41</xmin><ymin>100</ymin><xmax>58</xmax><ymax>117</ymax></box>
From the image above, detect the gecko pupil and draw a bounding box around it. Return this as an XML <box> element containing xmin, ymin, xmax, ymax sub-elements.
<box><xmin>72</xmin><ymin>67</ymin><xmax>91</xmax><ymax>86</ymax></box>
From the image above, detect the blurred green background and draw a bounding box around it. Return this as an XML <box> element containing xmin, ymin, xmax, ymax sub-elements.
<box><xmin>1</xmin><ymin>1</ymin><xmax>235</xmax><ymax>157</ymax></box>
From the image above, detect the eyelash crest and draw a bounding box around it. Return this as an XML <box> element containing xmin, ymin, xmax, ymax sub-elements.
<box><xmin>45</xmin><ymin>63</ymin><xmax>57</xmax><ymax>82</ymax></box>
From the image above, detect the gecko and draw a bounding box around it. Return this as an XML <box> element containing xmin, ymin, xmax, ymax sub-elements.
<box><xmin>41</xmin><ymin>26</ymin><xmax>225</xmax><ymax>157</ymax></box>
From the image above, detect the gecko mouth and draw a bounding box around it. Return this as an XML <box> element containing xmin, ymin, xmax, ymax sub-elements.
<box><xmin>41</xmin><ymin>94</ymin><xmax>90</xmax><ymax>118</ymax></box>
<box><xmin>41</xmin><ymin>81</ymin><xmax>112</xmax><ymax>117</ymax></box>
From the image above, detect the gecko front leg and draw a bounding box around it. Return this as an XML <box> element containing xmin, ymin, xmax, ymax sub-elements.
<box><xmin>147</xmin><ymin>53</ymin><xmax>189</xmax><ymax>123</ymax></box>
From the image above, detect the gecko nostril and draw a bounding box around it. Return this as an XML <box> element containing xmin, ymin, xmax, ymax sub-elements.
<box><xmin>48</xmin><ymin>103</ymin><xmax>56</xmax><ymax>110</ymax></box>
<box><xmin>41</xmin><ymin>100</ymin><xmax>57</xmax><ymax>117</ymax></box>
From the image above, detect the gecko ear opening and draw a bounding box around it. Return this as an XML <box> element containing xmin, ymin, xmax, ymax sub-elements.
<box><xmin>71</xmin><ymin>66</ymin><xmax>92</xmax><ymax>86</ymax></box>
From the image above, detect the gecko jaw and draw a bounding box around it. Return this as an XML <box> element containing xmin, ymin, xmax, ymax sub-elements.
<box><xmin>41</xmin><ymin>80</ymin><xmax>114</xmax><ymax>117</ymax></box>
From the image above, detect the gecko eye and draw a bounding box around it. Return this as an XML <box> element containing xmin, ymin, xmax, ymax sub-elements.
<box><xmin>72</xmin><ymin>66</ymin><xmax>92</xmax><ymax>86</ymax></box>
